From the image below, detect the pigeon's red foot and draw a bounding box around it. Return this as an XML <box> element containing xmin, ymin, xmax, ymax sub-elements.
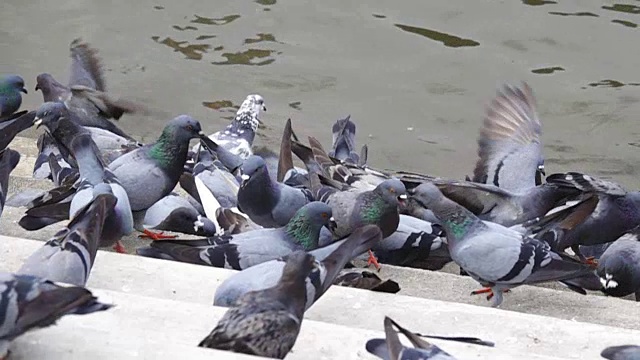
<box><xmin>366</xmin><ymin>250</ymin><xmax>382</xmax><ymax>272</ymax></box>
<box><xmin>471</xmin><ymin>287</ymin><xmax>510</xmax><ymax>301</ymax></box>
<box><xmin>138</xmin><ymin>229</ymin><xmax>178</xmax><ymax>240</ymax></box>
<box><xmin>113</xmin><ymin>240</ymin><xmax>127</xmax><ymax>254</ymax></box>
<box><xmin>584</xmin><ymin>256</ymin><xmax>599</xmax><ymax>267</ymax></box>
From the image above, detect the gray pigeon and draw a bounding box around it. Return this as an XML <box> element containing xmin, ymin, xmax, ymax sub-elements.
<box><xmin>214</xmin><ymin>225</ymin><xmax>383</xmax><ymax>310</ymax></box>
<box><xmin>328</xmin><ymin>115</ymin><xmax>364</xmax><ymax>165</ymax></box>
<box><xmin>106</xmin><ymin>115</ymin><xmax>208</xmax><ymax>240</ymax></box>
<box><xmin>0</xmin><ymin>111</ymin><xmax>36</xmax><ymax>151</ymax></box>
<box><xmin>29</xmin><ymin>102</ymin><xmax>135</xmax><ymax>252</ymax></box>
<box><xmin>0</xmin><ymin>148</ymin><xmax>20</xmax><ymax>219</ymax></box>
<box><xmin>411</xmin><ymin>182</ymin><xmax>599</xmax><ymax>307</ymax></box>
<box><xmin>0</xmin><ymin>75</ymin><xmax>27</xmax><ymax>118</ymax></box>
<box><xmin>366</xmin><ymin>317</ymin><xmax>458</xmax><ymax>360</ymax></box>
<box><xmin>529</xmin><ymin>172</ymin><xmax>640</xmax><ymax>262</ymax></box>
<box><xmin>0</xmin><ymin>272</ymin><xmax>112</xmax><ymax>358</ymax></box>
<box><xmin>601</xmin><ymin>345</ymin><xmax>640</xmax><ymax>360</ymax></box>
<box><xmin>32</xmin><ymin>131</ymin><xmax>72</xmax><ymax>180</ymax></box>
<box><xmin>35</xmin><ymin>38</ymin><xmax>142</xmax><ymax>140</ymax></box>
<box><xmin>596</xmin><ymin>227</ymin><xmax>640</xmax><ymax>301</ymax></box>
<box><xmin>198</xmin><ymin>250</ymin><xmax>313</xmax><ymax>358</ymax></box>
<box><xmin>194</xmin><ymin>94</ymin><xmax>266</xmax><ymax>160</ymax></box>
<box><xmin>141</xmin><ymin>192</ymin><xmax>220</xmax><ymax>236</ymax></box>
<box><xmin>135</xmin><ymin>201</ymin><xmax>335</xmax><ymax>270</ymax></box>
<box><xmin>237</xmin><ymin>155</ymin><xmax>313</xmax><ymax>228</ymax></box>
<box><xmin>472</xmin><ymin>82</ymin><xmax>545</xmax><ymax>192</ymax></box>
<box><xmin>17</xmin><ymin>190</ymin><xmax>117</xmax><ymax>286</ymax></box>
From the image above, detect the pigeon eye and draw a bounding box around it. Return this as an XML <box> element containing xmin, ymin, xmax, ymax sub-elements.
<box><xmin>186</xmin><ymin>125</ymin><xmax>194</xmax><ymax>131</ymax></box>
<box><xmin>389</xmin><ymin>188</ymin><xmax>396</xmax><ymax>194</ymax></box>
<box><xmin>321</xmin><ymin>212</ymin><xmax>328</xmax><ymax>219</ymax></box>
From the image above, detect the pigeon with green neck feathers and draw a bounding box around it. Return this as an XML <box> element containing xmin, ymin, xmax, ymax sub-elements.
<box><xmin>135</xmin><ymin>201</ymin><xmax>336</xmax><ymax>270</ymax></box>
<box><xmin>0</xmin><ymin>75</ymin><xmax>27</xmax><ymax>119</ymax></box>
<box><xmin>411</xmin><ymin>182</ymin><xmax>600</xmax><ymax>307</ymax></box>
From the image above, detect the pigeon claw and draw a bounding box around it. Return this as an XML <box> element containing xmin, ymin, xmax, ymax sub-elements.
<box><xmin>113</xmin><ymin>241</ymin><xmax>127</xmax><ymax>254</ymax></box>
<box><xmin>366</xmin><ymin>250</ymin><xmax>382</xmax><ymax>272</ymax></box>
<box><xmin>471</xmin><ymin>288</ymin><xmax>510</xmax><ymax>301</ymax></box>
<box><xmin>584</xmin><ymin>256</ymin><xmax>599</xmax><ymax>268</ymax></box>
<box><xmin>139</xmin><ymin>229</ymin><xmax>178</xmax><ymax>241</ymax></box>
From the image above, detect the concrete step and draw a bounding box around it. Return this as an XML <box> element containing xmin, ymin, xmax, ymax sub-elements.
<box><xmin>9</xmin><ymin>287</ymin><xmax>565</xmax><ymax>360</ymax></box>
<box><xmin>2</xmin><ymin>236</ymin><xmax>639</xmax><ymax>360</ymax></box>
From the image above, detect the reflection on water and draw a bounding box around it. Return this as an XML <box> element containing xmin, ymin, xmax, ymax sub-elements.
<box><xmin>372</xmin><ymin>14</ymin><xmax>387</xmax><ymax>19</ymax></box>
<box><xmin>612</xmin><ymin>19</ymin><xmax>638</xmax><ymax>27</ymax></box>
<box><xmin>531</xmin><ymin>66</ymin><xmax>565</xmax><ymax>74</ymax></box>
<box><xmin>212</xmin><ymin>49</ymin><xmax>278</xmax><ymax>66</ymax></box>
<box><xmin>244</xmin><ymin>33</ymin><xmax>281</xmax><ymax>45</ymax></box>
<box><xmin>151</xmin><ymin>36</ymin><xmax>211</xmax><ymax>60</ymax></box>
<box><xmin>588</xmin><ymin>80</ymin><xmax>640</xmax><ymax>88</ymax></box>
<box><xmin>602</xmin><ymin>4</ymin><xmax>640</xmax><ymax>14</ymax></box>
<box><xmin>394</xmin><ymin>24</ymin><xmax>480</xmax><ymax>48</ymax></box>
<box><xmin>288</xmin><ymin>101</ymin><xmax>302</xmax><ymax>110</ymax></box>
<box><xmin>255</xmin><ymin>0</ymin><xmax>276</xmax><ymax>5</ymax></box>
<box><xmin>202</xmin><ymin>100</ymin><xmax>240</xmax><ymax>111</ymax></box>
<box><xmin>522</xmin><ymin>0</ymin><xmax>557</xmax><ymax>5</ymax></box>
<box><xmin>549</xmin><ymin>11</ymin><xmax>599</xmax><ymax>17</ymax></box>
<box><xmin>154</xmin><ymin>5</ymin><xmax>164</xmax><ymax>10</ymax></box>
<box><xmin>173</xmin><ymin>25</ymin><xmax>198</xmax><ymax>31</ymax></box>
<box><xmin>190</xmin><ymin>14</ymin><xmax>241</xmax><ymax>26</ymax></box>
<box><xmin>196</xmin><ymin>35</ymin><xmax>217</xmax><ymax>40</ymax></box>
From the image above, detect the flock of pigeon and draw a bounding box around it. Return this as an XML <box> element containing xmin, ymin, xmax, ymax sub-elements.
<box><xmin>0</xmin><ymin>38</ymin><xmax>638</xmax><ymax>359</ymax></box>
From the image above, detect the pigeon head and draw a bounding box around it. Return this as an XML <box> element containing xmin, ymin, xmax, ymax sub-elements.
<box><xmin>35</xmin><ymin>73</ymin><xmax>68</xmax><ymax>101</ymax></box>
<box><xmin>239</xmin><ymin>155</ymin><xmax>268</xmax><ymax>188</ymax></box>
<box><xmin>374</xmin><ymin>179</ymin><xmax>408</xmax><ymax>207</ymax></box>
<box><xmin>237</xmin><ymin>94</ymin><xmax>267</xmax><ymax>115</ymax></box>
<box><xmin>193</xmin><ymin>215</ymin><xmax>218</xmax><ymax>235</ymax></box>
<box><xmin>286</xmin><ymin>202</ymin><xmax>336</xmax><ymax>249</ymax></box>
<box><xmin>165</xmin><ymin>115</ymin><xmax>205</xmax><ymax>143</ymax></box>
<box><xmin>597</xmin><ymin>256</ymin><xmax>636</xmax><ymax>297</ymax></box>
<box><xmin>33</xmin><ymin>102</ymin><xmax>67</xmax><ymax>133</ymax></box>
<box><xmin>408</xmin><ymin>182</ymin><xmax>444</xmax><ymax>209</ymax></box>
<box><xmin>1</xmin><ymin>75</ymin><xmax>27</xmax><ymax>94</ymax></box>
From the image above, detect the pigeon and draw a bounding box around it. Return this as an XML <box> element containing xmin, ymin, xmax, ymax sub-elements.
<box><xmin>237</xmin><ymin>155</ymin><xmax>313</xmax><ymax>228</ymax></box>
<box><xmin>135</xmin><ymin>201</ymin><xmax>335</xmax><ymax>269</ymax></box>
<box><xmin>35</xmin><ymin>38</ymin><xmax>142</xmax><ymax>139</ymax></box>
<box><xmin>0</xmin><ymin>272</ymin><xmax>112</xmax><ymax>358</ymax></box>
<box><xmin>141</xmin><ymin>192</ymin><xmax>220</xmax><ymax>236</ymax></box>
<box><xmin>29</xmin><ymin>102</ymin><xmax>134</xmax><ymax>252</ymax></box>
<box><xmin>107</xmin><ymin>115</ymin><xmax>209</xmax><ymax>239</ymax></box>
<box><xmin>333</xmin><ymin>270</ymin><xmax>400</xmax><ymax>293</ymax></box>
<box><xmin>214</xmin><ymin>225</ymin><xmax>383</xmax><ymax>310</ymax></box>
<box><xmin>33</xmin><ymin>131</ymin><xmax>71</xmax><ymax>180</ymax></box>
<box><xmin>0</xmin><ymin>148</ymin><xmax>20</xmax><ymax>219</ymax></box>
<box><xmin>0</xmin><ymin>75</ymin><xmax>27</xmax><ymax>118</ymax></box>
<box><xmin>186</xmin><ymin>159</ymin><xmax>240</xmax><ymax>209</ymax></box>
<box><xmin>366</xmin><ymin>317</ymin><xmax>458</xmax><ymax>360</ymax></box>
<box><xmin>0</xmin><ymin>111</ymin><xmax>36</xmax><ymax>151</ymax></box>
<box><xmin>198</xmin><ymin>250</ymin><xmax>313</xmax><ymax>359</ymax></box>
<box><xmin>601</xmin><ymin>345</ymin><xmax>640</xmax><ymax>360</ymax></box>
<box><xmin>328</xmin><ymin>115</ymin><xmax>364</xmax><ymax>165</ymax></box>
<box><xmin>17</xmin><ymin>190</ymin><xmax>117</xmax><ymax>286</ymax></box>
<box><xmin>411</xmin><ymin>182</ymin><xmax>599</xmax><ymax>307</ymax></box>
<box><xmin>432</xmin><ymin>180</ymin><xmax>580</xmax><ymax>227</ymax></box>
<box><xmin>596</xmin><ymin>227</ymin><xmax>640</xmax><ymax>301</ymax></box>
<box><xmin>529</xmin><ymin>172</ymin><xmax>640</xmax><ymax>262</ymax></box>
<box><xmin>472</xmin><ymin>82</ymin><xmax>545</xmax><ymax>193</ymax></box>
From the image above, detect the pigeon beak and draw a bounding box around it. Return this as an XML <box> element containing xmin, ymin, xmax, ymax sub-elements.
<box><xmin>33</xmin><ymin>117</ymin><xmax>43</xmax><ymax>128</ymax></box>
<box><xmin>262</xmin><ymin>105</ymin><xmax>267</xmax><ymax>112</ymax></box>
<box><xmin>240</xmin><ymin>173</ymin><xmax>250</xmax><ymax>187</ymax></box>
<box><xmin>397</xmin><ymin>193</ymin><xmax>408</xmax><ymax>207</ymax></box>
<box><xmin>327</xmin><ymin>217</ymin><xmax>338</xmax><ymax>233</ymax></box>
<box><xmin>20</xmin><ymin>87</ymin><xmax>28</xmax><ymax>94</ymax></box>
<box><xmin>35</xmin><ymin>84</ymin><xmax>40</xmax><ymax>92</ymax></box>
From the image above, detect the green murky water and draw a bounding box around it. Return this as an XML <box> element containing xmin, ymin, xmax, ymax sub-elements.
<box><xmin>2</xmin><ymin>0</ymin><xmax>640</xmax><ymax>188</ymax></box>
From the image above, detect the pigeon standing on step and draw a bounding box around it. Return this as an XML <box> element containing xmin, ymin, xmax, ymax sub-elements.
<box><xmin>0</xmin><ymin>148</ymin><xmax>20</xmax><ymax>219</ymax></box>
<box><xmin>0</xmin><ymin>272</ymin><xmax>112</xmax><ymax>358</ymax></box>
<box><xmin>237</xmin><ymin>155</ymin><xmax>313</xmax><ymax>228</ymax></box>
<box><xmin>195</xmin><ymin>94</ymin><xmax>266</xmax><ymax>159</ymax></box>
<box><xmin>107</xmin><ymin>115</ymin><xmax>209</xmax><ymax>239</ymax></box>
<box><xmin>27</xmin><ymin>102</ymin><xmax>134</xmax><ymax>252</ymax></box>
<box><xmin>136</xmin><ymin>201</ymin><xmax>335</xmax><ymax>269</ymax></box>
<box><xmin>0</xmin><ymin>75</ymin><xmax>27</xmax><ymax>118</ymax></box>
<box><xmin>198</xmin><ymin>251</ymin><xmax>314</xmax><ymax>359</ymax></box>
<box><xmin>214</xmin><ymin>225</ymin><xmax>383</xmax><ymax>310</ymax></box>
<box><xmin>530</xmin><ymin>172</ymin><xmax>640</xmax><ymax>262</ymax></box>
<box><xmin>17</xmin><ymin>190</ymin><xmax>117</xmax><ymax>286</ymax></box>
<box><xmin>596</xmin><ymin>227</ymin><xmax>640</xmax><ymax>301</ymax></box>
<box><xmin>411</xmin><ymin>182</ymin><xmax>599</xmax><ymax>307</ymax></box>
<box><xmin>34</xmin><ymin>38</ymin><xmax>143</xmax><ymax>140</ymax></box>
<box><xmin>601</xmin><ymin>345</ymin><xmax>640</xmax><ymax>360</ymax></box>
